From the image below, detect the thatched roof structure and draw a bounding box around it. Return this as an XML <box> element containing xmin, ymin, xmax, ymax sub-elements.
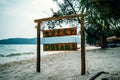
<box><xmin>107</xmin><ymin>36</ymin><xmax>120</xmax><ymax>42</ymax></box>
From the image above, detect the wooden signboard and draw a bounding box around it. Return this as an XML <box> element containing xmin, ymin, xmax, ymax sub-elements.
<box><xmin>43</xmin><ymin>27</ymin><xmax>77</xmax><ymax>37</ymax></box>
<box><xmin>44</xmin><ymin>43</ymin><xmax>77</xmax><ymax>51</ymax></box>
<box><xmin>43</xmin><ymin>27</ymin><xmax>77</xmax><ymax>51</ymax></box>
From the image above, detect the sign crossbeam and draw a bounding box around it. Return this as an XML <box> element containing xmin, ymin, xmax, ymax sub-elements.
<box><xmin>34</xmin><ymin>14</ymin><xmax>86</xmax><ymax>23</ymax></box>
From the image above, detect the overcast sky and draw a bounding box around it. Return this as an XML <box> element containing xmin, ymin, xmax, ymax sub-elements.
<box><xmin>0</xmin><ymin>0</ymin><xmax>58</xmax><ymax>39</ymax></box>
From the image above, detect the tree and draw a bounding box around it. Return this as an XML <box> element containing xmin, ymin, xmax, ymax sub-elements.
<box><xmin>52</xmin><ymin>0</ymin><xmax>120</xmax><ymax>48</ymax></box>
<box><xmin>80</xmin><ymin>0</ymin><xmax>120</xmax><ymax>48</ymax></box>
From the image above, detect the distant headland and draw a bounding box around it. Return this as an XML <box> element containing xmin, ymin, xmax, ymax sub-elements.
<box><xmin>0</xmin><ymin>38</ymin><xmax>37</xmax><ymax>44</ymax></box>
<box><xmin>0</xmin><ymin>37</ymin><xmax>81</xmax><ymax>44</ymax></box>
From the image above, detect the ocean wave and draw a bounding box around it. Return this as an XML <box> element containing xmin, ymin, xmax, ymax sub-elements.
<box><xmin>0</xmin><ymin>52</ymin><xmax>34</xmax><ymax>57</ymax></box>
<box><xmin>0</xmin><ymin>54</ymin><xmax>4</xmax><ymax>57</ymax></box>
<box><xmin>6</xmin><ymin>52</ymin><xmax>34</xmax><ymax>57</ymax></box>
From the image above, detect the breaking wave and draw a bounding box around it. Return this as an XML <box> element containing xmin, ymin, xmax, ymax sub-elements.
<box><xmin>0</xmin><ymin>52</ymin><xmax>34</xmax><ymax>57</ymax></box>
<box><xmin>0</xmin><ymin>54</ymin><xmax>4</xmax><ymax>57</ymax></box>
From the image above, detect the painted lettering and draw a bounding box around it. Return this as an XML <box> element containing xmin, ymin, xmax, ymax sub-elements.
<box><xmin>43</xmin><ymin>43</ymin><xmax>77</xmax><ymax>51</ymax></box>
<box><xmin>43</xmin><ymin>27</ymin><xmax>76</xmax><ymax>37</ymax></box>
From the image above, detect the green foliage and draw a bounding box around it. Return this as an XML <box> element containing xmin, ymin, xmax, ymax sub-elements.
<box><xmin>86</xmin><ymin>35</ymin><xmax>97</xmax><ymax>45</ymax></box>
<box><xmin>43</xmin><ymin>0</ymin><xmax>80</xmax><ymax>30</ymax></box>
<box><xmin>80</xmin><ymin>0</ymin><xmax>120</xmax><ymax>46</ymax></box>
<box><xmin>50</xmin><ymin>0</ymin><xmax>120</xmax><ymax>46</ymax></box>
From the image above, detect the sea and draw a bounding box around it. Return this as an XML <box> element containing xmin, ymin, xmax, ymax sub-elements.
<box><xmin>0</xmin><ymin>44</ymin><xmax>59</xmax><ymax>64</ymax></box>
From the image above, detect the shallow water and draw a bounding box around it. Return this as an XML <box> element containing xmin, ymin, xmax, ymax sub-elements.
<box><xmin>0</xmin><ymin>44</ymin><xmax>59</xmax><ymax>64</ymax></box>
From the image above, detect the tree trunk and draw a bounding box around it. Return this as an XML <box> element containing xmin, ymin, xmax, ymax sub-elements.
<box><xmin>100</xmin><ymin>34</ymin><xmax>107</xmax><ymax>49</ymax></box>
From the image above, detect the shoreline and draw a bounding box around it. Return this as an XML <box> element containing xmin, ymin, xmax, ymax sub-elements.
<box><xmin>0</xmin><ymin>46</ymin><xmax>113</xmax><ymax>65</ymax></box>
<box><xmin>0</xmin><ymin>46</ymin><xmax>100</xmax><ymax>64</ymax></box>
<box><xmin>0</xmin><ymin>47</ymin><xmax>120</xmax><ymax>80</ymax></box>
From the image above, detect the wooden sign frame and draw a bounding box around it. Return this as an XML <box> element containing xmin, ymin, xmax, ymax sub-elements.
<box><xmin>34</xmin><ymin>14</ymin><xmax>86</xmax><ymax>75</ymax></box>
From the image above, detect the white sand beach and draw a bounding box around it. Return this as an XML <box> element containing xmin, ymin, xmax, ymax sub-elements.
<box><xmin>0</xmin><ymin>47</ymin><xmax>120</xmax><ymax>80</ymax></box>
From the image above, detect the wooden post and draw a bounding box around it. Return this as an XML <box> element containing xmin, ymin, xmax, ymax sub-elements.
<box><xmin>81</xmin><ymin>16</ymin><xmax>86</xmax><ymax>75</ymax></box>
<box><xmin>37</xmin><ymin>22</ymin><xmax>41</xmax><ymax>72</ymax></box>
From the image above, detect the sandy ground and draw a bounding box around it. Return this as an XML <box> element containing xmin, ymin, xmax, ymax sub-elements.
<box><xmin>0</xmin><ymin>47</ymin><xmax>120</xmax><ymax>80</ymax></box>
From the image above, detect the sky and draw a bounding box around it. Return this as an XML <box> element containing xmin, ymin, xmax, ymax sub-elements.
<box><xmin>0</xmin><ymin>0</ymin><xmax>59</xmax><ymax>40</ymax></box>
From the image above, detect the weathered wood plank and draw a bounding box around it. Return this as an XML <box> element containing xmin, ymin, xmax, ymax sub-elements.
<box><xmin>81</xmin><ymin>16</ymin><xmax>86</xmax><ymax>75</ymax></box>
<box><xmin>37</xmin><ymin>23</ymin><xmax>40</xmax><ymax>72</ymax></box>
<box><xmin>43</xmin><ymin>27</ymin><xmax>77</xmax><ymax>37</ymax></box>
<box><xmin>34</xmin><ymin>14</ymin><xmax>86</xmax><ymax>23</ymax></box>
<box><xmin>43</xmin><ymin>43</ymin><xmax>77</xmax><ymax>51</ymax></box>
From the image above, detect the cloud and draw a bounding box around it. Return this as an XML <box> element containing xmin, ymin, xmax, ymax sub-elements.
<box><xmin>0</xmin><ymin>0</ymin><xmax>59</xmax><ymax>39</ymax></box>
<box><xmin>0</xmin><ymin>0</ymin><xmax>58</xmax><ymax>19</ymax></box>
